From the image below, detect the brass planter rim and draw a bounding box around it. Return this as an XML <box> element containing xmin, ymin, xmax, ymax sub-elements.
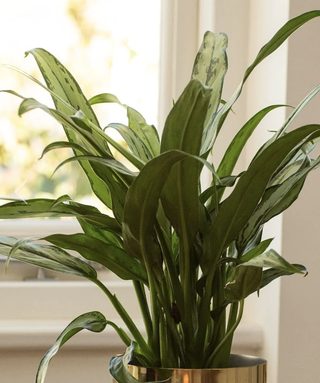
<box><xmin>130</xmin><ymin>354</ymin><xmax>267</xmax><ymax>371</ymax></box>
<box><xmin>128</xmin><ymin>355</ymin><xmax>267</xmax><ymax>383</ymax></box>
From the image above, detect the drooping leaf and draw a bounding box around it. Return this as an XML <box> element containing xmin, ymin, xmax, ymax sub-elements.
<box><xmin>241</xmin><ymin>249</ymin><xmax>306</xmax><ymax>275</ymax></box>
<box><xmin>36</xmin><ymin>312</ymin><xmax>108</xmax><ymax>383</ymax></box>
<box><xmin>39</xmin><ymin>140</ymin><xmax>91</xmax><ymax>159</ymax></box>
<box><xmin>89</xmin><ymin>92</ymin><xmax>123</xmax><ymax>106</ymax></box>
<box><xmin>0</xmin><ymin>236</ymin><xmax>97</xmax><ymax>279</ymax></box>
<box><xmin>0</xmin><ymin>198</ymin><xmax>121</xmax><ymax>235</ymax></box>
<box><xmin>260</xmin><ymin>263</ymin><xmax>307</xmax><ymax>289</ymax></box>
<box><xmin>110</xmin><ymin>342</ymin><xmax>171</xmax><ymax>383</ymax></box>
<box><xmin>44</xmin><ymin>233</ymin><xmax>148</xmax><ymax>284</ymax></box>
<box><xmin>52</xmin><ymin>153</ymin><xmax>138</xmax><ymax>178</ymax></box>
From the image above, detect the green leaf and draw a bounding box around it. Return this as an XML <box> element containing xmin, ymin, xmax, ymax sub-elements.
<box><xmin>89</xmin><ymin>92</ymin><xmax>123</xmax><ymax>106</ymax></box>
<box><xmin>74</xmin><ymin>203</ymin><xmax>122</xmax><ymax>247</ymax></box>
<box><xmin>217</xmin><ymin>105</ymin><xmax>288</xmax><ymax>179</ymax></box>
<box><xmin>0</xmin><ymin>198</ymin><xmax>121</xmax><ymax>234</ymax></box>
<box><xmin>19</xmin><ymin>98</ymin><xmax>141</xmax><ymax>172</ymax></box>
<box><xmin>225</xmin><ymin>266</ymin><xmax>262</xmax><ymax>301</ymax></box>
<box><xmin>161</xmin><ymin>80</ymin><xmax>211</xmax><ymax>154</ymax></box>
<box><xmin>89</xmin><ymin>92</ymin><xmax>160</xmax><ymax>159</ymax></box>
<box><xmin>127</xmin><ymin>106</ymin><xmax>160</xmax><ymax>158</ymax></box>
<box><xmin>110</xmin><ymin>343</ymin><xmax>171</xmax><ymax>383</ymax></box>
<box><xmin>123</xmin><ymin>150</ymin><xmax>186</xmax><ymax>263</ymax></box>
<box><xmin>202</xmin><ymin>124</ymin><xmax>320</xmax><ymax>274</ymax></box>
<box><xmin>243</xmin><ymin>11</ymin><xmax>320</xmax><ymax>82</ymax></box>
<box><xmin>209</xmin><ymin>10</ymin><xmax>320</xmax><ymax>153</ymax></box>
<box><xmin>261</xmin><ymin>178</ymin><xmax>305</xmax><ymax>224</ymax></box>
<box><xmin>108</xmin><ymin>123</ymin><xmax>153</xmax><ymax>162</ymax></box>
<box><xmin>160</xmin><ymin>80</ymin><xmax>212</xmax><ymax>242</ymax></box>
<box><xmin>191</xmin><ymin>32</ymin><xmax>228</xmax><ymax>152</ymax></box>
<box><xmin>0</xmin><ymin>236</ymin><xmax>97</xmax><ymax>279</ymax></box>
<box><xmin>260</xmin><ymin>264</ymin><xmax>307</xmax><ymax>289</ymax></box>
<box><xmin>26</xmin><ymin>48</ymin><xmax>100</xmax><ymax>123</ymax></box>
<box><xmin>44</xmin><ymin>233</ymin><xmax>148</xmax><ymax>285</ymax></box>
<box><xmin>36</xmin><ymin>312</ymin><xmax>107</xmax><ymax>383</ymax></box>
<box><xmin>240</xmin><ymin>238</ymin><xmax>274</xmax><ymax>263</ymax></box>
<box><xmin>241</xmin><ymin>249</ymin><xmax>306</xmax><ymax>275</ymax></box>
<box><xmin>52</xmin><ymin>154</ymin><xmax>137</xmax><ymax>178</ymax></box>
<box><xmin>237</xmin><ymin>155</ymin><xmax>320</xmax><ymax>250</ymax></box>
<box><xmin>39</xmin><ymin>141</ymin><xmax>90</xmax><ymax>159</ymax></box>
<box><xmin>110</xmin><ymin>343</ymin><xmax>143</xmax><ymax>383</ymax></box>
<box><xmin>269</xmin><ymin>159</ymin><xmax>306</xmax><ymax>185</ymax></box>
<box><xmin>24</xmin><ymin>49</ymin><xmax>121</xmax><ymax>210</ymax></box>
<box><xmin>0</xmin><ymin>69</ymin><xmax>74</xmax><ymax>111</ymax></box>
<box><xmin>274</xmin><ymin>84</ymin><xmax>320</xmax><ymax>140</ymax></box>
<box><xmin>71</xmin><ymin>111</ymin><xmax>145</xmax><ymax>170</ymax></box>
<box><xmin>123</xmin><ymin>149</ymin><xmax>215</xmax><ymax>263</ymax></box>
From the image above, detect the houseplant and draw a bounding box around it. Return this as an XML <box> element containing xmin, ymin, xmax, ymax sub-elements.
<box><xmin>1</xmin><ymin>9</ymin><xmax>320</xmax><ymax>383</ymax></box>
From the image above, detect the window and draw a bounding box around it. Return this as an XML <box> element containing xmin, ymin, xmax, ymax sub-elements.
<box><xmin>0</xmin><ymin>0</ymin><xmax>162</xmax><ymax>278</ymax></box>
<box><xmin>0</xmin><ymin>0</ymin><xmax>161</xmax><ymax>203</ymax></box>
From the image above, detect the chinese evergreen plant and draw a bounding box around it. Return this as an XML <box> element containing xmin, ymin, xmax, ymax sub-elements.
<box><xmin>1</xmin><ymin>10</ymin><xmax>320</xmax><ymax>383</ymax></box>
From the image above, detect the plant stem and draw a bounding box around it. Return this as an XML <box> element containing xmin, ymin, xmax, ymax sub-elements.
<box><xmin>195</xmin><ymin>267</ymin><xmax>215</xmax><ymax>354</ymax></box>
<box><xmin>155</xmin><ymin>220</ymin><xmax>184</xmax><ymax>322</ymax></box>
<box><xmin>206</xmin><ymin>299</ymin><xmax>244</xmax><ymax>368</ymax></box>
<box><xmin>132</xmin><ymin>280</ymin><xmax>153</xmax><ymax>343</ymax></box>
<box><xmin>90</xmin><ymin>278</ymin><xmax>159</xmax><ymax>366</ymax></box>
<box><xmin>155</xmin><ymin>284</ymin><xmax>189</xmax><ymax>367</ymax></box>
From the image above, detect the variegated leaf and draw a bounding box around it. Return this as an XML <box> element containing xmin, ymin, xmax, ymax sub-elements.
<box><xmin>0</xmin><ymin>236</ymin><xmax>97</xmax><ymax>278</ymax></box>
<box><xmin>191</xmin><ymin>32</ymin><xmax>228</xmax><ymax>153</ymax></box>
<box><xmin>44</xmin><ymin>233</ymin><xmax>148</xmax><ymax>285</ymax></box>
<box><xmin>241</xmin><ymin>249</ymin><xmax>306</xmax><ymax>275</ymax></box>
<box><xmin>36</xmin><ymin>312</ymin><xmax>107</xmax><ymax>383</ymax></box>
<box><xmin>202</xmin><ymin>124</ymin><xmax>320</xmax><ymax>274</ymax></box>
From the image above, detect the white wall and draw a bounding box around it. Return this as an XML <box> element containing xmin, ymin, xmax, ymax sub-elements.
<box><xmin>278</xmin><ymin>1</ymin><xmax>320</xmax><ymax>382</ymax></box>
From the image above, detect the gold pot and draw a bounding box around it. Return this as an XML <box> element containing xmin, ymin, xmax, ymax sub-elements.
<box><xmin>128</xmin><ymin>355</ymin><xmax>267</xmax><ymax>383</ymax></box>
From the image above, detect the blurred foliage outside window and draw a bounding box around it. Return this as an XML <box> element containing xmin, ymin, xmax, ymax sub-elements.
<box><xmin>0</xmin><ymin>0</ymin><xmax>160</xmax><ymax>207</ymax></box>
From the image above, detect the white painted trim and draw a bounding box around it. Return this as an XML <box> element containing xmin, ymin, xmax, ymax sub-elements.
<box><xmin>158</xmin><ymin>0</ymin><xmax>199</xmax><ymax>131</ymax></box>
<box><xmin>0</xmin><ymin>218</ymin><xmax>81</xmax><ymax>238</ymax></box>
<box><xmin>0</xmin><ymin>320</ymin><xmax>263</xmax><ymax>352</ymax></box>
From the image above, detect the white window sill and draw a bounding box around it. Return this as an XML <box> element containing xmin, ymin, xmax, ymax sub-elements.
<box><xmin>0</xmin><ymin>280</ymin><xmax>263</xmax><ymax>352</ymax></box>
<box><xmin>0</xmin><ymin>218</ymin><xmax>81</xmax><ymax>238</ymax></box>
<box><xmin>0</xmin><ymin>319</ymin><xmax>263</xmax><ymax>351</ymax></box>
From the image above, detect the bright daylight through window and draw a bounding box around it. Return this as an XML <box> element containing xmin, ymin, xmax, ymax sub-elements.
<box><xmin>0</xmin><ymin>0</ymin><xmax>161</xmax><ymax>206</ymax></box>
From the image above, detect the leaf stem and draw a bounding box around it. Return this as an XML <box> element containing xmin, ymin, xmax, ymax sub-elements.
<box><xmin>132</xmin><ymin>280</ymin><xmax>153</xmax><ymax>343</ymax></box>
<box><xmin>206</xmin><ymin>299</ymin><xmax>244</xmax><ymax>367</ymax></box>
<box><xmin>90</xmin><ymin>278</ymin><xmax>159</xmax><ymax>366</ymax></box>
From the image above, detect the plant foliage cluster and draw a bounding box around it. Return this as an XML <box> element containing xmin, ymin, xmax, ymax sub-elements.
<box><xmin>1</xmin><ymin>10</ymin><xmax>320</xmax><ymax>383</ymax></box>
